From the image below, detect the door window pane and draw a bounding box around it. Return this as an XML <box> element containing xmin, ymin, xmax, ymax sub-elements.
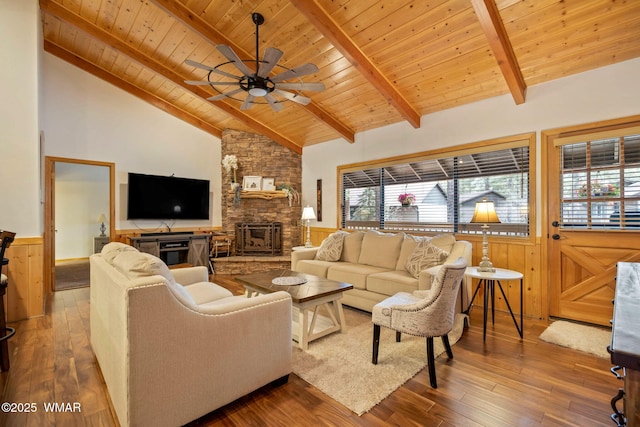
<box><xmin>559</xmin><ymin>132</ymin><xmax>640</xmax><ymax>230</ymax></box>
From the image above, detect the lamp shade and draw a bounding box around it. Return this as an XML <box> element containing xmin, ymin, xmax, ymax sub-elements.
<box><xmin>470</xmin><ymin>198</ymin><xmax>501</xmax><ymax>224</ymax></box>
<box><xmin>301</xmin><ymin>206</ymin><xmax>316</xmax><ymax>221</ymax></box>
<box><xmin>97</xmin><ymin>213</ymin><xmax>107</xmax><ymax>223</ymax></box>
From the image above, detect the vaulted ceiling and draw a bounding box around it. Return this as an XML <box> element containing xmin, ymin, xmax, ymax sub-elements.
<box><xmin>40</xmin><ymin>0</ymin><xmax>640</xmax><ymax>154</ymax></box>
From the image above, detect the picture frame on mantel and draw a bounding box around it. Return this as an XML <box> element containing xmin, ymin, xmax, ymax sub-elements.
<box><xmin>262</xmin><ymin>177</ymin><xmax>275</xmax><ymax>191</ymax></box>
<box><xmin>243</xmin><ymin>176</ymin><xmax>262</xmax><ymax>191</ymax></box>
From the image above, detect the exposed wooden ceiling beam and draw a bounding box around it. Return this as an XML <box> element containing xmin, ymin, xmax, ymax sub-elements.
<box><xmin>471</xmin><ymin>0</ymin><xmax>527</xmax><ymax>104</ymax></box>
<box><xmin>289</xmin><ymin>0</ymin><xmax>421</xmax><ymax>129</ymax></box>
<box><xmin>149</xmin><ymin>0</ymin><xmax>355</xmax><ymax>144</ymax></box>
<box><xmin>43</xmin><ymin>40</ymin><xmax>223</xmax><ymax>137</ymax></box>
<box><xmin>40</xmin><ymin>0</ymin><xmax>303</xmax><ymax>154</ymax></box>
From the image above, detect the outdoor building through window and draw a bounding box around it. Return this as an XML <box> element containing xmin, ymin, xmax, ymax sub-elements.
<box><xmin>557</xmin><ymin>127</ymin><xmax>640</xmax><ymax>229</ymax></box>
<box><xmin>339</xmin><ymin>134</ymin><xmax>534</xmax><ymax>237</ymax></box>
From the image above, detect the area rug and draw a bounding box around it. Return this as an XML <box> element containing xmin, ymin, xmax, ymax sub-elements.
<box><xmin>55</xmin><ymin>259</ymin><xmax>90</xmax><ymax>290</ymax></box>
<box><xmin>291</xmin><ymin>308</ymin><xmax>467</xmax><ymax>416</ymax></box>
<box><xmin>539</xmin><ymin>320</ymin><xmax>611</xmax><ymax>359</ymax></box>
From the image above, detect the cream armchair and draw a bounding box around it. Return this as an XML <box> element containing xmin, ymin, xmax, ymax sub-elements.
<box><xmin>371</xmin><ymin>258</ymin><xmax>467</xmax><ymax>389</ymax></box>
<box><xmin>90</xmin><ymin>243</ymin><xmax>292</xmax><ymax>427</ymax></box>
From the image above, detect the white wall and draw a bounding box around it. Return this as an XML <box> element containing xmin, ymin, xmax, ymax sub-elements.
<box><xmin>41</xmin><ymin>53</ymin><xmax>222</xmax><ymax>232</ymax></box>
<box><xmin>0</xmin><ymin>0</ymin><xmax>41</xmax><ymax>237</ymax></box>
<box><xmin>302</xmin><ymin>57</ymin><xmax>640</xmax><ymax>236</ymax></box>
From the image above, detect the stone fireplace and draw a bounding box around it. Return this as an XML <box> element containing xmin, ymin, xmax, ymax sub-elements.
<box><xmin>214</xmin><ymin>129</ymin><xmax>302</xmax><ymax>274</ymax></box>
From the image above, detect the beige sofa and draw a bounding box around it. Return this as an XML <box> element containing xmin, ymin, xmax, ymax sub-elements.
<box><xmin>90</xmin><ymin>242</ymin><xmax>292</xmax><ymax>427</ymax></box>
<box><xmin>292</xmin><ymin>231</ymin><xmax>472</xmax><ymax>312</ymax></box>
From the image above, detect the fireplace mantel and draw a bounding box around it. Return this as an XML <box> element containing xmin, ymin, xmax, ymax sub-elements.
<box><xmin>229</xmin><ymin>190</ymin><xmax>287</xmax><ymax>200</ymax></box>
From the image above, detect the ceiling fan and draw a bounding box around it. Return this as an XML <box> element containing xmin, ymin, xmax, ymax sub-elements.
<box><xmin>185</xmin><ymin>12</ymin><xmax>325</xmax><ymax>112</ymax></box>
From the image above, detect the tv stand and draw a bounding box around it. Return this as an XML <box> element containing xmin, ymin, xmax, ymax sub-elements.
<box><xmin>141</xmin><ymin>231</ymin><xmax>194</xmax><ymax>237</ymax></box>
<box><xmin>130</xmin><ymin>233</ymin><xmax>209</xmax><ymax>268</ymax></box>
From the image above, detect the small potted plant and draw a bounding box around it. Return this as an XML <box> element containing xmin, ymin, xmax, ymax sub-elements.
<box><xmin>398</xmin><ymin>192</ymin><xmax>416</xmax><ymax>207</ymax></box>
<box><xmin>222</xmin><ymin>154</ymin><xmax>239</xmax><ymax>190</ymax></box>
<box><xmin>277</xmin><ymin>183</ymin><xmax>299</xmax><ymax>206</ymax></box>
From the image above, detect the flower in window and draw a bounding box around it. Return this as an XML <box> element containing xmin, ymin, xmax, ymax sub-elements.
<box><xmin>398</xmin><ymin>193</ymin><xmax>416</xmax><ymax>206</ymax></box>
<box><xmin>577</xmin><ymin>181</ymin><xmax>619</xmax><ymax>197</ymax></box>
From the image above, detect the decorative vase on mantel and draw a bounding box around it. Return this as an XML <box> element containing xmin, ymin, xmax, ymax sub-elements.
<box><xmin>231</xmin><ymin>182</ymin><xmax>241</xmax><ymax>207</ymax></box>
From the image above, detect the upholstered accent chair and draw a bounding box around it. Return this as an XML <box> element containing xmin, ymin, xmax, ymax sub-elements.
<box><xmin>371</xmin><ymin>257</ymin><xmax>467</xmax><ymax>388</ymax></box>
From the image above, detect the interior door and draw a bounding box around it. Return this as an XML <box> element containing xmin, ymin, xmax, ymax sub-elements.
<box><xmin>547</xmin><ymin>123</ymin><xmax>640</xmax><ymax>326</ymax></box>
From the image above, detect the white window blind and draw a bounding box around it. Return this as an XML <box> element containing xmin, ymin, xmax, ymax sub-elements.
<box><xmin>340</xmin><ymin>136</ymin><xmax>532</xmax><ymax>236</ymax></box>
<box><xmin>560</xmin><ymin>132</ymin><xmax>640</xmax><ymax>229</ymax></box>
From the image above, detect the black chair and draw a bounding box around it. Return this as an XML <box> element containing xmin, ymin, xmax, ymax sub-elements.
<box><xmin>0</xmin><ymin>230</ymin><xmax>16</xmax><ymax>371</ymax></box>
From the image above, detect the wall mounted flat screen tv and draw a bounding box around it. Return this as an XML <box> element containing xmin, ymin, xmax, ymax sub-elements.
<box><xmin>127</xmin><ymin>172</ymin><xmax>210</xmax><ymax>220</ymax></box>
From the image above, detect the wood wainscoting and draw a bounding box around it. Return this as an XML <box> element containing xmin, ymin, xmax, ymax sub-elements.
<box><xmin>4</xmin><ymin>237</ymin><xmax>43</xmax><ymax>322</ymax></box>
<box><xmin>307</xmin><ymin>227</ymin><xmax>544</xmax><ymax>320</ymax></box>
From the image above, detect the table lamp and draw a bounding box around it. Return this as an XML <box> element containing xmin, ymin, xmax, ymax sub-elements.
<box><xmin>301</xmin><ymin>206</ymin><xmax>316</xmax><ymax>248</ymax></box>
<box><xmin>470</xmin><ymin>198</ymin><xmax>501</xmax><ymax>272</ymax></box>
<box><xmin>97</xmin><ymin>213</ymin><xmax>107</xmax><ymax>237</ymax></box>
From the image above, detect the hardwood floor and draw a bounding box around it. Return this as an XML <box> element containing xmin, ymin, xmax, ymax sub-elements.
<box><xmin>0</xmin><ymin>274</ymin><xmax>619</xmax><ymax>426</ymax></box>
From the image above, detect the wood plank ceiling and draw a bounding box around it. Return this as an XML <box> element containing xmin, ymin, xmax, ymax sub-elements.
<box><xmin>40</xmin><ymin>0</ymin><xmax>640</xmax><ymax>154</ymax></box>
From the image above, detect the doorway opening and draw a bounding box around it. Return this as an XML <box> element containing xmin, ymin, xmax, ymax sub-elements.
<box><xmin>44</xmin><ymin>157</ymin><xmax>115</xmax><ymax>292</ymax></box>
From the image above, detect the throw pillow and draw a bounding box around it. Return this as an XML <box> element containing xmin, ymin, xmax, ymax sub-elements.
<box><xmin>112</xmin><ymin>251</ymin><xmax>176</xmax><ymax>285</ymax></box>
<box><xmin>405</xmin><ymin>239</ymin><xmax>449</xmax><ymax>279</ymax></box>
<box><xmin>101</xmin><ymin>242</ymin><xmax>138</xmax><ymax>264</ymax></box>
<box><xmin>395</xmin><ymin>234</ymin><xmax>424</xmax><ymax>271</ymax></box>
<box><xmin>357</xmin><ymin>230</ymin><xmax>404</xmax><ymax>270</ymax></box>
<box><xmin>340</xmin><ymin>231</ymin><xmax>365</xmax><ymax>263</ymax></box>
<box><xmin>315</xmin><ymin>231</ymin><xmax>348</xmax><ymax>261</ymax></box>
<box><xmin>430</xmin><ymin>233</ymin><xmax>456</xmax><ymax>254</ymax></box>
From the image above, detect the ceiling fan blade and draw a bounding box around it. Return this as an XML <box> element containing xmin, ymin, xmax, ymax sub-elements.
<box><xmin>241</xmin><ymin>94</ymin><xmax>255</xmax><ymax>110</ymax></box>
<box><xmin>207</xmin><ymin>89</ymin><xmax>244</xmax><ymax>101</ymax></box>
<box><xmin>216</xmin><ymin>45</ymin><xmax>254</xmax><ymax>77</ymax></box>
<box><xmin>274</xmin><ymin>89</ymin><xmax>311</xmax><ymax>106</ymax></box>
<box><xmin>274</xmin><ymin>82</ymin><xmax>325</xmax><ymax>92</ymax></box>
<box><xmin>184</xmin><ymin>80</ymin><xmax>238</xmax><ymax>86</ymax></box>
<box><xmin>185</xmin><ymin>59</ymin><xmax>241</xmax><ymax>80</ymax></box>
<box><xmin>271</xmin><ymin>63</ymin><xmax>319</xmax><ymax>83</ymax></box>
<box><xmin>264</xmin><ymin>94</ymin><xmax>284</xmax><ymax>112</ymax></box>
<box><xmin>257</xmin><ymin>47</ymin><xmax>284</xmax><ymax>78</ymax></box>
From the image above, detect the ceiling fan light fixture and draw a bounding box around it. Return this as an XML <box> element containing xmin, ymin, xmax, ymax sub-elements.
<box><xmin>248</xmin><ymin>87</ymin><xmax>268</xmax><ymax>97</ymax></box>
<box><xmin>184</xmin><ymin>12</ymin><xmax>324</xmax><ymax>111</ymax></box>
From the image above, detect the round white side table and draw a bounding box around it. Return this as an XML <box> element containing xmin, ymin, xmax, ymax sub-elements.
<box><xmin>464</xmin><ymin>267</ymin><xmax>524</xmax><ymax>341</ymax></box>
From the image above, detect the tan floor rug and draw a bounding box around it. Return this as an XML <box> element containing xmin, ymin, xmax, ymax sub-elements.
<box><xmin>291</xmin><ymin>308</ymin><xmax>467</xmax><ymax>416</ymax></box>
<box><xmin>539</xmin><ymin>320</ymin><xmax>611</xmax><ymax>359</ymax></box>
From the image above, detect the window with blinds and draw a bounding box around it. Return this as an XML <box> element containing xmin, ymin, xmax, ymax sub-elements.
<box><xmin>340</xmin><ymin>135</ymin><xmax>532</xmax><ymax>236</ymax></box>
<box><xmin>559</xmin><ymin>132</ymin><xmax>640</xmax><ymax>229</ymax></box>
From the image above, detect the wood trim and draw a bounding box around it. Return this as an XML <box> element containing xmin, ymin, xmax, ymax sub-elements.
<box><xmin>289</xmin><ymin>0</ymin><xmax>421</xmax><ymax>129</ymax></box>
<box><xmin>44</xmin><ymin>157</ymin><xmax>116</xmax><ymax>294</ymax></box>
<box><xmin>553</xmin><ymin>125</ymin><xmax>640</xmax><ymax>146</ymax></box>
<box><xmin>338</xmin><ymin>132</ymin><xmax>534</xmax><ymax>172</ymax></box>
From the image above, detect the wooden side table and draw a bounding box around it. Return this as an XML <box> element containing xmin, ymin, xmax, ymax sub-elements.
<box><xmin>94</xmin><ymin>235</ymin><xmax>110</xmax><ymax>253</ymax></box>
<box><xmin>464</xmin><ymin>267</ymin><xmax>523</xmax><ymax>341</ymax></box>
